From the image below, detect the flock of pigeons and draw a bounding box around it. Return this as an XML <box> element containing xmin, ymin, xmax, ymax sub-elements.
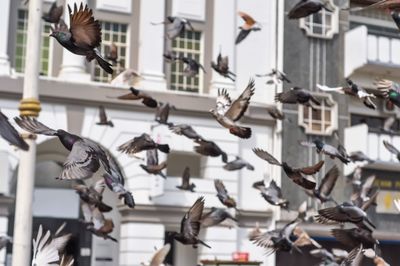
<box><xmin>0</xmin><ymin>0</ymin><xmax>399</xmax><ymax>265</ymax></box>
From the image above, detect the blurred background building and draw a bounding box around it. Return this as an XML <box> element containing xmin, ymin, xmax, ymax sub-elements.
<box><xmin>0</xmin><ymin>0</ymin><xmax>283</xmax><ymax>265</ymax></box>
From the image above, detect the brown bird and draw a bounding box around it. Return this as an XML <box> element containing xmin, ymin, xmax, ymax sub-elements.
<box><xmin>169</xmin><ymin>124</ymin><xmax>203</xmax><ymax>141</ymax></box>
<box><xmin>210</xmin><ymin>79</ymin><xmax>255</xmax><ymax>139</ymax></box>
<box><xmin>50</xmin><ymin>3</ymin><xmax>113</xmax><ymax>74</ymax></box>
<box><xmin>235</xmin><ymin>11</ymin><xmax>262</xmax><ymax>45</ymax></box>
<box><xmin>118</xmin><ymin>133</ymin><xmax>170</xmax><ymax>155</ymax></box>
<box><xmin>211</xmin><ymin>51</ymin><xmax>236</xmax><ymax>81</ymax></box>
<box><xmin>194</xmin><ymin>138</ymin><xmax>228</xmax><ymax>163</ymax></box>
<box><xmin>253</xmin><ymin>148</ymin><xmax>323</xmax><ymax>190</ymax></box>
<box><xmin>176</xmin><ymin>167</ymin><xmax>196</xmax><ymax>192</ymax></box>
<box><xmin>81</xmin><ymin>202</ymin><xmax>117</xmax><ymax>242</ymax></box>
<box><xmin>73</xmin><ymin>179</ymin><xmax>112</xmax><ymax>212</ymax></box>
<box><xmin>42</xmin><ymin>1</ymin><xmax>63</xmax><ymax>24</ymax></box>
<box><xmin>214</xmin><ymin>179</ymin><xmax>237</xmax><ymax>209</ymax></box>
<box><xmin>140</xmin><ymin>149</ymin><xmax>167</xmax><ymax>179</ymax></box>
<box><xmin>106</xmin><ymin>42</ymin><xmax>118</xmax><ymax>64</ymax></box>
<box><xmin>141</xmin><ymin>243</ymin><xmax>171</xmax><ymax>266</ymax></box>
<box><xmin>266</xmin><ymin>106</ymin><xmax>290</xmax><ymax>121</ymax></box>
<box><xmin>167</xmin><ymin>197</ymin><xmax>211</xmax><ymax>248</ymax></box>
<box><xmin>110</xmin><ymin>69</ymin><xmax>142</xmax><ymax>86</ymax></box>
<box><xmin>96</xmin><ymin>105</ymin><xmax>113</xmax><ymax>127</ymax></box>
<box><xmin>117</xmin><ymin>87</ymin><xmax>158</xmax><ymax>108</ymax></box>
<box><xmin>275</xmin><ymin>87</ymin><xmax>321</xmax><ymax>109</ymax></box>
<box><xmin>292</xmin><ymin>226</ymin><xmax>322</xmax><ymax>249</ymax></box>
<box><xmin>305</xmin><ymin>165</ymin><xmax>339</xmax><ymax>203</ymax></box>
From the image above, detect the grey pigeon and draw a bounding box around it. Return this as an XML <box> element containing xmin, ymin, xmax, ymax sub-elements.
<box><xmin>211</xmin><ymin>51</ymin><xmax>236</xmax><ymax>81</ymax></box>
<box><xmin>383</xmin><ymin>140</ymin><xmax>400</xmax><ymax>161</ymax></box>
<box><xmin>300</xmin><ymin>139</ymin><xmax>350</xmax><ymax>164</ymax></box>
<box><xmin>252</xmin><ymin>179</ymin><xmax>289</xmax><ymax>209</ymax></box>
<box><xmin>348</xmin><ymin>151</ymin><xmax>374</xmax><ymax>163</ymax></box>
<box><xmin>169</xmin><ymin>124</ymin><xmax>203</xmax><ymax>141</ymax></box>
<box><xmin>331</xmin><ymin>228</ymin><xmax>378</xmax><ymax>250</ymax></box>
<box><xmin>73</xmin><ymin>179</ymin><xmax>112</xmax><ymax>212</ymax></box>
<box><xmin>194</xmin><ymin>138</ymin><xmax>227</xmax><ymax>163</ymax></box>
<box><xmin>118</xmin><ymin>133</ymin><xmax>170</xmax><ymax>154</ymax></box>
<box><xmin>177</xmin><ymin>56</ymin><xmax>206</xmax><ymax>78</ymax></box>
<box><xmin>176</xmin><ymin>167</ymin><xmax>196</xmax><ymax>192</ymax></box>
<box><xmin>0</xmin><ymin>111</ymin><xmax>29</xmax><ymax>151</ymax></box>
<box><xmin>275</xmin><ymin>87</ymin><xmax>321</xmax><ymax>109</ymax></box>
<box><xmin>256</xmin><ymin>69</ymin><xmax>291</xmax><ymax>85</ymax></box>
<box><xmin>117</xmin><ymin>87</ymin><xmax>158</xmax><ymax>108</ymax></box>
<box><xmin>151</xmin><ymin>16</ymin><xmax>194</xmax><ymax>40</ymax></box>
<box><xmin>306</xmin><ymin>165</ymin><xmax>339</xmax><ymax>203</ymax></box>
<box><xmin>139</xmin><ymin>149</ymin><xmax>167</xmax><ymax>179</ymax></box>
<box><xmin>214</xmin><ymin>179</ymin><xmax>237</xmax><ymax>209</ymax></box>
<box><xmin>288</xmin><ymin>0</ymin><xmax>333</xmax><ymax>19</ymax></box>
<box><xmin>201</xmin><ymin>207</ymin><xmax>237</xmax><ymax>228</ymax></box>
<box><xmin>42</xmin><ymin>1</ymin><xmax>63</xmax><ymax>24</ymax></box>
<box><xmin>223</xmin><ymin>156</ymin><xmax>254</xmax><ymax>171</ymax></box>
<box><xmin>155</xmin><ymin>102</ymin><xmax>175</xmax><ymax>126</ymax></box>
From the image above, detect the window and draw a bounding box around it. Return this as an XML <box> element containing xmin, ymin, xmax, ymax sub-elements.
<box><xmin>299</xmin><ymin>94</ymin><xmax>338</xmax><ymax>135</ymax></box>
<box><xmin>166</xmin><ymin>151</ymin><xmax>202</xmax><ymax>178</ymax></box>
<box><xmin>15</xmin><ymin>10</ymin><xmax>52</xmax><ymax>75</ymax></box>
<box><xmin>299</xmin><ymin>1</ymin><xmax>339</xmax><ymax>39</ymax></box>
<box><xmin>170</xmin><ymin>30</ymin><xmax>203</xmax><ymax>93</ymax></box>
<box><xmin>93</xmin><ymin>21</ymin><xmax>128</xmax><ymax>83</ymax></box>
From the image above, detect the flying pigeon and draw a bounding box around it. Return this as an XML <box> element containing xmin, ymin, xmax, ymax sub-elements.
<box><xmin>155</xmin><ymin>102</ymin><xmax>175</xmax><ymax>126</ymax></box>
<box><xmin>256</xmin><ymin>69</ymin><xmax>291</xmax><ymax>85</ymax></box>
<box><xmin>275</xmin><ymin>87</ymin><xmax>321</xmax><ymax>109</ymax></box>
<box><xmin>252</xmin><ymin>179</ymin><xmax>289</xmax><ymax>209</ymax></box>
<box><xmin>118</xmin><ymin>133</ymin><xmax>170</xmax><ymax>155</ymax></box>
<box><xmin>340</xmin><ymin>245</ymin><xmax>364</xmax><ymax>266</ymax></box>
<box><xmin>167</xmin><ymin>197</ymin><xmax>211</xmax><ymax>248</ymax></box>
<box><xmin>253</xmin><ymin>148</ymin><xmax>324</xmax><ymax>190</ymax></box>
<box><xmin>151</xmin><ymin>16</ymin><xmax>195</xmax><ymax>40</ymax></box>
<box><xmin>210</xmin><ymin>79</ymin><xmax>255</xmax><ymax>139</ymax></box>
<box><xmin>117</xmin><ymin>87</ymin><xmax>158</xmax><ymax>108</ymax></box>
<box><xmin>383</xmin><ymin>140</ymin><xmax>400</xmax><ymax>161</ymax></box>
<box><xmin>348</xmin><ymin>151</ymin><xmax>374</xmax><ymax>164</ymax></box>
<box><xmin>211</xmin><ymin>52</ymin><xmax>236</xmax><ymax>81</ymax></box>
<box><xmin>300</xmin><ymin>139</ymin><xmax>350</xmax><ymax>164</ymax></box>
<box><xmin>394</xmin><ymin>198</ymin><xmax>400</xmax><ymax>213</ymax></box>
<box><xmin>0</xmin><ymin>111</ymin><xmax>29</xmax><ymax>151</ymax></box>
<box><xmin>169</xmin><ymin>124</ymin><xmax>203</xmax><ymax>141</ymax></box>
<box><xmin>73</xmin><ymin>179</ymin><xmax>112</xmax><ymax>212</ymax></box>
<box><xmin>42</xmin><ymin>1</ymin><xmax>63</xmax><ymax>24</ymax></box>
<box><xmin>201</xmin><ymin>207</ymin><xmax>237</xmax><ymax>228</ymax></box>
<box><xmin>288</xmin><ymin>0</ymin><xmax>334</xmax><ymax>19</ymax></box>
<box><xmin>110</xmin><ymin>69</ymin><xmax>142</xmax><ymax>87</ymax></box>
<box><xmin>15</xmin><ymin>116</ymin><xmax>112</xmax><ymax>180</ymax></box>
<box><xmin>194</xmin><ymin>138</ymin><xmax>228</xmax><ymax>163</ymax></box>
<box><xmin>176</xmin><ymin>167</ymin><xmax>196</xmax><ymax>192</ymax></box>
<box><xmin>139</xmin><ymin>149</ymin><xmax>167</xmax><ymax>179</ymax></box>
<box><xmin>50</xmin><ymin>4</ymin><xmax>113</xmax><ymax>74</ymax></box>
<box><xmin>223</xmin><ymin>156</ymin><xmax>254</xmax><ymax>171</ymax></box>
<box><xmin>96</xmin><ymin>105</ymin><xmax>114</xmax><ymax>127</ymax></box>
<box><xmin>235</xmin><ymin>11</ymin><xmax>262</xmax><ymax>44</ymax></box>
<box><xmin>214</xmin><ymin>179</ymin><xmax>238</xmax><ymax>209</ymax></box>
<box><xmin>177</xmin><ymin>56</ymin><xmax>206</xmax><ymax>78</ymax></box>
<box><xmin>306</xmin><ymin>165</ymin><xmax>339</xmax><ymax>203</ymax></box>
<box><xmin>140</xmin><ymin>244</ymin><xmax>171</xmax><ymax>266</ymax></box>
<box><xmin>331</xmin><ymin>227</ymin><xmax>379</xmax><ymax>250</ymax></box>
<box><xmin>265</xmin><ymin>106</ymin><xmax>290</xmax><ymax>122</ymax></box>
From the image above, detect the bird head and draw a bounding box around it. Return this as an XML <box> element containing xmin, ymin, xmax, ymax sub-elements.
<box><xmin>312</xmin><ymin>139</ymin><xmax>324</xmax><ymax>150</ymax></box>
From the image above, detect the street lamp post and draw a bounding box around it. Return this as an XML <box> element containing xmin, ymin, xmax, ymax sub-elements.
<box><xmin>11</xmin><ymin>0</ymin><xmax>42</xmax><ymax>265</ymax></box>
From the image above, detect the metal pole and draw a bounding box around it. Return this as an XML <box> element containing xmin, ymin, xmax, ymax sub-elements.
<box><xmin>12</xmin><ymin>0</ymin><xmax>42</xmax><ymax>264</ymax></box>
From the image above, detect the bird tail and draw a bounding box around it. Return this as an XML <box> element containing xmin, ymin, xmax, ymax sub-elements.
<box><xmin>123</xmin><ymin>192</ymin><xmax>135</xmax><ymax>208</ymax></box>
<box><xmin>338</xmin><ymin>155</ymin><xmax>350</xmax><ymax>164</ymax></box>
<box><xmin>229</xmin><ymin>126</ymin><xmax>252</xmax><ymax>139</ymax></box>
<box><xmin>157</xmin><ymin>144</ymin><xmax>170</xmax><ymax>153</ymax></box>
<box><xmin>246</xmin><ymin>164</ymin><xmax>255</xmax><ymax>170</ymax></box>
<box><xmin>94</xmin><ymin>49</ymin><xmax>113</xmax><ymax>74</ymax></box>
<box><xmin>198</xmin><ymin>239</ymin><xmax>211</xmax><ymax>249</ymax></box>
<box><xmin>108</xmin><ymin>120</ymin><xmax>114</xmax><ymax>127</ymax></box>
<box><xmin>158</xmin><ymin>172</ymin><xmax>167</xmax><ymax>179</ymax></box>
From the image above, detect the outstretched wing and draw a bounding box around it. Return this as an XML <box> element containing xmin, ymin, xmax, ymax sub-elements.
<box><xmin>238</xmin><ymin>11</ymin><xmax>256</xmax><ymax>28</ymax></box>
<box><xmin>0</xmin><ymin>112</ymin><xmax>29</xmax><ymax>150</ymax></box>
<box><xmin>225</xmin><ymin>79</ymin><xmax>255</xmax><ymax>121</ymax></box>
<box><xmin>299</xmin><ymin>160</ymin><xmax>324</xmax><ymax>175</ymax></box>
<box><xmin>383</xmin><ymin>140</ymin><xmax>400</xmax><ymax>155</ymax></box>
<box><xmin>252</xmin><ymin>148</ymin><xmax>281</xmax><ymax>166</ymax></box>
<box><xmin>14</xmin><ymin>116</ymin><xmax>57</xmax><ymax>136</ymax></box>
<box><xmin>181</xmin><ymin>197</ymin><xmax>204</xmax><ymax>237</ymax></box>
<box><xmin>316</xmin><ymin>84</ymin><xmax>345</xmax><ymax>93</ymax></box>
<box><xmin>214</xmin><ymin>179</ymin><xmax>229</xmax><ymax>198</ymax></box>
<box><xmin>216</xmin><ymin>89</ymin><xmax>232</xmax><ymax>115</ymax></box>
<box><xmin>149</xmin><ymin>244</ymin><xmax>171</xmax><ymax>266</ymax></box>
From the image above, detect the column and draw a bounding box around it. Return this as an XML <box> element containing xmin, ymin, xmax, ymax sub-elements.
<box><xmin>0</xmin><ymin>0</ymin><xmax>11</xmax><ymax>76</ymax></box>
<box><xmin>58</xmin><ymin>0</ymin><xmax>91</xmax><ymax>81</ymax></box>
<box><xmin>136</xmin><ymin>0</ymin><xmax>167</xmax><ymax>91</ymax></box>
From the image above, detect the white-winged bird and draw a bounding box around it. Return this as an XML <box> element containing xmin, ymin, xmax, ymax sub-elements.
<box><xmin>141</xmin><ymin>243</ymin><xmax>171</xmax><ymax>266</ymax></box>
<box><xmin>288</xmin><ymin>0</ymin><xmax>333</xmax><ymax>19</ymax></box>
<box><xmin>176</xmin><ymin>167</ymin><xmax>196</xmax><ymax>192</ymax></box>
<box><xmin>50</xmin><ymin>3</ymin><xmax>113</xmax><ymax>74</ymax></box>
<box><xmin>168</xmin><ymin>197</ymin><xmax>211</xmax><ymax>248</ymax></box>
<box><xmin>256</xmin><ymin>69</ymin><xmax>291</xmax><ymax>85</ymax></box>
<box><xmin>0</xmin><ymin>111</ymin><xmax>29</xmax><ymax>151</ymax></box>
<box><xmin>235</xmin><ymin>11</ymin><xmax>262</xmax><ymax>45</ymax></box>
<box><xmin>210</xmin><ymin>79</ymin><xmax>255</xmax><ymax>139</ymax></box>
<box><xmin>211</xmin><ymin>52</ymin><xmax>236</xmax><ymax>81</ymax></box>
<box><xmin>275</xmin><ymin>87</ymin><xmax>321</xmax><ymax>109</ymax></box>
<box><xmin>201</xmin><ymin>207</ymin><xmax>237</xmax><ymax>228</ymax></box>
<box><xmin>169</xmin><ymin>124</ymin><xmax>203</xmax><ymax>141</ymax></box>
<box><xmin>214</xmin><ymin>179</ymin><xmax>237</xmax><ymax>209</ymax></box>
<box><xmin>42</xmin><ymin>1</ymin><xmax>63</xmax><ymax>24</ymax></box>
<box><xmin>194</xmin><ymin>138</ymin><xmax>228</xmax><ymax>163</ymax></box>
<box><xmin>223</xmin><ymin>156</ymin><xmax>254</xmax><ymax>171</ymax></box>
<box><xmin>300</xmin><ymin>139</ymin><xmax>350</xmax><ymax>164</ymax></box>
<box><xmin>15</xmin><ymin>117</ymin><xmax>112</xmax><ymax>180</ymax></box>
<box><xmin>117</xmin><ymin>87</ymin><xmax>158</xmax><ymax>108</ymax></box>
<box><xmin>253</xmin><ymin>148</ymin><xmax>324</xmax><ymax>190</ymax></box>
<box><xmin>177</xmin><ymin>56</ymin><xmax>206</xmax><ymax>78</ymax></box>
<box><xmin>81</xmin><ymin>202</ymin><xmax>117</xmax><ymax>242</ymax></box>
<box><xmin>96</xmin><ymin>105</ymin><xmax>114</xmax><ymax>127</ymax></box>
<box><xmin>73</xmin><ymin>179</ymin><xmax>112</xmax><ymax>212</ymax></box>
<box><xmin>118</xmin><ymin>133</ymin><xmax>170</xmax><ymax>155</ymax></box>
<box><xmin>140</xmin><ymin>149</ymin><xmax>167</xmax><ymax>179</ymax></box>
<box><xmin>252</xmin><ymin>179</ymin><xmax>289</xmax><ymax>209</ymax></box>
<box><xmin>306</xmin><ymin>165</ymin><xmax>339</xmax><ymax>203</ymax></box>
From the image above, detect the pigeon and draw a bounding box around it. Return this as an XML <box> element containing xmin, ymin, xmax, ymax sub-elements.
<box><xmin>169</xmin><ymin>124</ymin><xmax>203</xmax><ymax>141</ymax></box>
<box><xmin>351</xmin><ymin>175</ymin><xmax>377</xmax><ymax>209</ymax></box>
<box><xmin>211</xmin><ymin>52</ymin><xmax>236</xmax><ymax>81</ymax></box>
<box><xmin>382</xmin><ymin>140</ymin><xmax>400</xmax><ymax>161</ymax></box>
<box><xmin>317</xmin><ymin>80</ymin><xmax>377</xmax><ymax>110</ymax></box>
<box><xmin>140</xmin><ymin>149</ymin><xmax>167</xmax><ymax>179</ymax></box>
<box><xmin>315</xmin><ymin>202</ymin><xmax>376</xmax><ymax>231</ymax></box>
<box><xmin>235</xmin><ymin>11</ymin><xmax>262</xmax><ymax>45</ymax></box>
<box><xmin>155</xmin><ymin>102</ymin><xmax>175</xmax><ymax>126</ymax></box>
<box><xmin>292</xmin><ymin>226</ymin><xmax>322</xmax><ymax>249</ymax></box>
<box><xmin>300</xmin><ymin>139</ymin><xmax>350</xmax><ymax>164</ymax></box>
<box><xmin>201</xmin><ymin>207</ymin><xmax>237</xmax><ymax>228</ymax></box>
<box><xmin>116</xmin><ymin>87</ymin><xmax>158</xmax><ymax>108</ymax></box>
<box><xmin>73</xmin><ymin>179</ymin><xmax>112</xmax><ymax>212</ymax></box>
<box><xmin>103</xmin><ymin>151</ymin><xmax>135</xmax><ymax>208</ymax></box>
<box><xmin>194</xmin><ymin>138</ymin><xmax>228</xmax><ymax>163</ymax></box>
<box><xmin>275</xmin><ymin>87</ymin><xmax>321</xmax><ymax>109</ymax></box>
<box><xmin>42</xmin><ymin>1</ymin><xmax>63</xmax><ymax>24</ymax></box>
<box><xmin>50</xmin><ymin>4</ymin><xmax>113</xmax><ymax>74</ymax></box>
<box><xmin>96</xmin><ymin>105</ymin><xmax>114</xmax><ymax>127</ymax></box>
<box><xmin>256</xmin><ymin>69</ymin><xmax>291</xmax><ymax>85</ymax></box>
<box><xmin>167</xmin><ymin>197</ymin><xmax>211</xmax><ymax>248</ymax></box>
<box><xmin>248</xmin><ymin>222</ymin><xmax>262</xmax><ymax>240</ymax></box>
<box><xmin>331</xmin><ymin>227</ymin><xmax>379</xmax><ymax>250</ymax></box>
<box><xmin>0</xmin><ymin>235</ymin><xmax>11</xmax><ymax>251</ymax></box>
<box><xmin>394</xmin><ymin>198</ymin><xmax>400</xmax><ymax>213</ymax></box>
<box><xmin>163</xmin><ymin>50</ymin><xmax>179</xmax><ymax>62</ymax></box>
<box><xmin>253</xmin><ymin>148</ymin><xmax>324</xmax><ymax>190</ymax></box>
<box><xmin>0</xmin><ymin>111</ymin><xmax>29</xmax><ymax>151</ymax></box>
<box><xmin>80</xmin><ymin>202</ymin><xmax>117</xmax><ymax>242</ymax></box>
<box><xmin>349</xmin><ymin>0</ymin><xmax>400</xmax><ymax>12</ymax></box>
<box><xmin>253</xmin><ymin>179</ymin><xmax>289</xmax><ymax>209</ymax></box>
<box><xmin>151</xmin><ymin>16</ymin><xmax>195</xmax><ymax>40</ymax></box>
<box><xmin>223</xmin><ymin>156</ymin><xmax>254</xmax><ymax>171</ymax></box>
<box><xmin>31</xmin><ymin>224</ymin><xmax>72</xmax><ymax>266</ymax></box>
<box><xmin>340</xmin><ymin>245</ymin><xmax>364</xmax><ymax>266</ymax></box>
<box><xmin>176</xmin><ymin>167</ymin><xmax>196</xmax><ymax>192</ymax></box>
<box><xmin>348</xmin><ymin>151</ymin><xmax>374</xmax><ymax>164</ymax></box>
<box><xmin>118</xmin><ymin>133</ymin><xmax>170</xmax><ymax>155</ymax></box>
<box><xmin>210</xmin><ymin>79</ymin><xmax>255</xmax><ymax>139</ymax></box>
<box><xmin>176</xmin><ymin>56</ymin><xmax>206</xmax><ymax>78</ymax></box>
<box><xmin>106</xmin><ymin>42</ymin><xmax>118</xmax><ymax>64</ymax></box>
<box><xmin>310</xmin><ymin>248</ymin><xmax>350</xmax><ymax>265</ymax></box>
<box><xmin>110</xmin><ymin>69</ymin><xmax>142</xmax><ymax>87</ymax></box>
<box><xmin>140</xmin><ymin>244</ymin><xmax>171</xmax><ymax>266</ymax></box>
<box><xmin>381</xmin><ymin>116</ymin><xmax>397</xmax><ymax>134</ymax></box>
<box><xmin>265</xmin><ymin>106</ymin><xmax>290</xmax><ymax>122</ymax></box>
<box><xmin>214</xmin><ymin>179</ymin><xmax>238</xmax><ymax>209</ymax></box>
<box><xmin>375</xmin><ymin>78</ymin><xmax>400</xmax><ymax>108</ymax></box>
<box><xmin>15</xmin><ymin>116</ymin><xmax>111</xmax><ymax>180</ymax></box>
<box><xmin>288</xmin><ymin>0</ymin><xmax>333</xmax><ymax>19</ymax></box>
<box><xmin>306</xmin><ymin>165</ymin><xmax>339</xmax><ymax>203</ymax></box>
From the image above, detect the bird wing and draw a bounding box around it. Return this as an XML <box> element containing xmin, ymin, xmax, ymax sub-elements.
<box><xmin>167</xmin><ymin>18</ymin><xmax>184</xmax><ymax>39</ymax></box>
<box><xmin>275</xmin><ymin>90</ymin><xmax>298</xmax><ymax>103</ymax></box>
<box><xmin>299</xmin><ymin>141</ymin><xmax>317</xmax><ymax>148</ymax></box>
<box><xmin>319</xmin><ymin>165</ymin><xmax>339</xmax><ymax>197</ymax></box>
<box><xmin>269</xmin><ymin>180</ymin><xmax>283</xmax><ymax>198</ymax></box>
<box><xmin>252</xmin><ymin>148</ymin><xmax>282</xmax><ymax>165</ymax></box>
<box><xmin>181</xmin><ymin>167</ymin><xmax>191</xmax><ymax>186</ymax></box>
<box><xmin>340</xmin><ymin>245</ymin><xmax>363</xmax><ymax>266</ymax></box>
<box><xmin>59</xmin><ymin>140</ymin><xmax>100</xmax><ymax>180</ymax></box>
<box><xmin>293</xmin><ymin>226</ymin><xmax>321</xmax><ymax>248</ymax></box>
<box><xmin>104</xmin><ymin>150</ymin><xmax>125</xmax><ymax>186</ymax></box>
<box><xmin>31</xmin><ymin>225</ymin><xmax>61</xmax><ymax>266</ymax></box>
<box><xmin>146</xmin><ymin>149</ymin><xmax>159</xmax><ymax>166</ymax></box>
<box><xmin>238</xmin><ymin>11</ymin><xmax>256</xmax><ymax>27</ymax></box>
<box><xmin>93</xmin><ymin>179</ymin><xmax>106</xmax><ymax>195</ymax></box>
<box><xmin>225</xmin><ymin>79</ymin><xmax>255</xmax><ymax>121</ymax></box>
<box><xmin>317</xmin><ymin>206</ymin><xmax>350</xmax><ymax>223</ymax></box>
<box><xmin>361</xmin><ymin>190</ymin><xmax>378</xmax><ymax>211</ymax></box>
<box><xmin>216</xmin><ymin>89</ymin><xmax>232</xmax><ymax>115</ymax></box>
<box><xmin>60</xmin><ymin>256</ymin><xmax>74</xmax><ymax>266</ymax></box>
<box><xmin>214</xmin><ymin>179</ymin><xmax>228</xmax><ymax>198</ymax></box>
<box><xmin>317</xmin><ymin>84</ymin><xmax>345</xmax><ymax>93</ymax></box>
<box><xmin>14</xmin><ymin>116</ymin><xmax>57</xmax><ymax>136</ymax></box>
<box><xmin>383</xmin><ymin>140</ymin><xmax>400</xmax><ymax>155</ymax></box>
<box><xmin>50</xmin><ymin>2</ymin><xmax>63</xmax><ymax>23</ymax></box>
<box><xmin>0</xmin><ymin>112</ymin><xmax>29</xmax><ymax>151</ymax></box>
<box><xmin>181</xmin><ymin>197</ymin><xmax>204</xmax><ymax>237</ymax></box>
<box><xmin>235</xmin><ymin>29</ymin><xmax>251</xmax><ymax>45</ymax></box>
<box><xmin>118</xmin><ymin>134</ymin><xmax>152</xmax><ymax>154</ymax></box>
<box><xmin>68</xmin><ymin>3</ymin><xmax>101</xmax><ymax>49</ymax></box>
<box><xmin>299</xmin><ymin>160</ymin><xmax>324</xmax><ymax>175</ymax></box>
<box><xmin>149</xmin><ymin>244</ymin><xmax>171</xmax><ymax>266</ymax></box>
<box><xmin>98</xmin><ymin>105</ymin><xmax>108</xmax><ymax>123</ymax></box>
<box><xmin>251</xmin><ymin>230</ymin><xmax>279</xmax><ymax>249</ymax></box>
